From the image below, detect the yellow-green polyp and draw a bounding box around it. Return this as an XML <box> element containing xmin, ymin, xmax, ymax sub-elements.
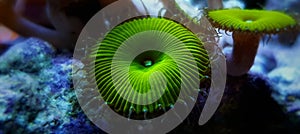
<box><xmin>207</xmin><ymin>9</ymin><xmax>297</xmax><ymax>34</ymax></box>
<box><xmin>206</xmin><ymin>8</ymin><xmax>297</xmax><ymax>76</ymax></box>
<box><xmin>93</xmin><ymin>17</ymin><xmax>210</xmax><ymax>119</ymax></box>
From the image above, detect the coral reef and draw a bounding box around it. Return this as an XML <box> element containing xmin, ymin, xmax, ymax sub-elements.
<box><xmin>0</xmin><ymin>0</ymin><xmax>299</xmax><ymax>133</ymax></box>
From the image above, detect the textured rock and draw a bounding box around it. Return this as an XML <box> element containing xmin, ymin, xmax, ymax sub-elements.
<box><xmin>0</xmin><ymin>38</ymin><xmax>101</xmax><ymax>133</ymax></box>
<box><xmin>268</xmin><ymin>67</ymin><xmax>300</xmax><ymax>97</ymax></box>
<box><xmin>268</xmin><ymin>67</ymin><xmax>300</xmax><ymax>124</ymax></box>
<box><xmin>0</xmin><ymin>38</ymin><xmax>55</xmax><ymax>73</ymax></box>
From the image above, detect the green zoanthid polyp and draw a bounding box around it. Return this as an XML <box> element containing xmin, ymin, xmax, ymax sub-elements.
<box><xmin>93</xmin><ymin>17</ymin><xmax>210</xmax><ymax>119</ymax></box>
<box><xmin>207</xmin><ymin>9</ymin><xmax>297</xmax><ymax>34</ymax></box>
<box><xmin>206</xmin><ymin>8</ymin><xmax>297</xmax><ymax>76</ymax></box>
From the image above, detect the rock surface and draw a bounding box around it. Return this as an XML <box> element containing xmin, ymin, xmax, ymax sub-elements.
<box><xmin>0</xmin><ymin>38</ymin><xmax>102</xmax><ymax>133</ymax></box>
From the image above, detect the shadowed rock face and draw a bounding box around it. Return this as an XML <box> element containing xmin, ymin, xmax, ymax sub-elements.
<box><xmin>170</xmin><ymin>73</ymin><xmax>299</xmax><ymax>134</ymax></box>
